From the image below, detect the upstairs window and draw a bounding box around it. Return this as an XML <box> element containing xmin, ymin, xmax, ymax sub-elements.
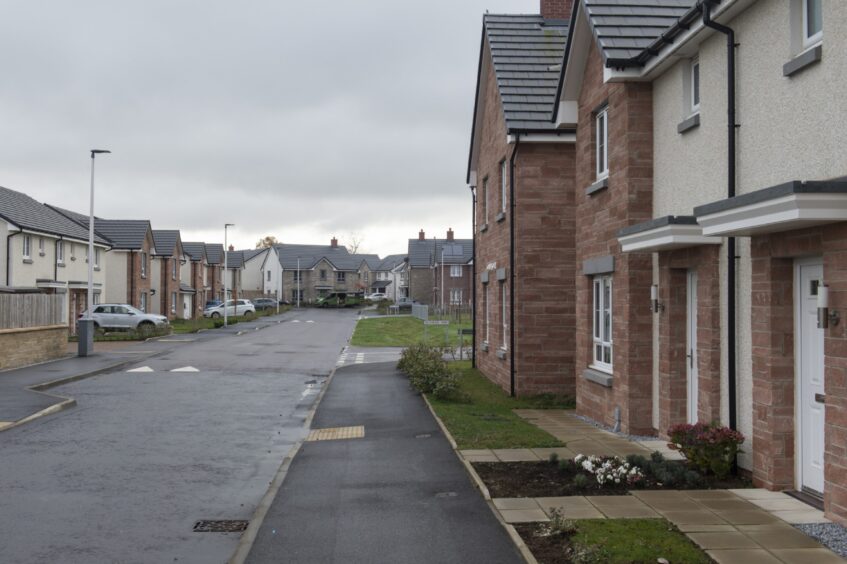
<box><xmin>172</xmin><ymin>257</ymin><xmax>177</xmax><ymax>280</ymax></box>
<box><xmin>690</xmin><ymin>57</ymin><xmax>700</xmax><ymax>113</ymax></box>
<box><xmin>595</xmin><ymin>107</ymin><xmax>609</xmax><ymax>180</ymax></box>
<box><xmin>804</xmin><ymin>0</ymin><xmax>822</xmax><ymax>47</ymax></box>
<box><xmin>336</xmin><ymin>271</ymin><xmax>346</xmax><ymax>283</ymax></box>
<box><xmin>267</xmin><ymin>270</ymin><xmax>271</xmax><ymax>282</ymax></box>
<box><xmin>481</xmin><ymin>178</ymin><xmax>489</xmax><ymax>225</ymax></box>
<box><xmin>95</xmin><ymin>248</ymin><xmax>101</xmax><ymax>268</ymax></box>
<box><xmin>38</xmin><ymin>237</ymin><xmax>44</xmax><ymax>254</ymax></box>
<box><xmin>140</xmin><ymin>252</ymin><xmax>147</xmax><ymax>277</ymax></box>
<box><xmin>319</xmin><ymin>269</ymin><xmax>327</xmax><ymax>280</ymax></box>
<box><xmin>22</xmin><ymin>235</ymin><xmax>31</xmax><ymax>259</ymax></box>
<box><xmin>450</xmin><ymin>265</ymin><xmax>462</xmax><ymax>278</ymax></box>
<box><xmin>500</xmin><ymin>160</ymin><xmax>508</xmax><ymax>213</ymax></box>
<box><xmin>57</xmin><ymin>241</ymin><xmax>65</xmax><ymax>264</ymax></box>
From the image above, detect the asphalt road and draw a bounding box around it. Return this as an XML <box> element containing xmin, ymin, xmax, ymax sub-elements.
<box><xmin>245</xmin><ymin>361</ymin><xmax>523</xmax><ymax>564</ymax></box>
<box><xmin>0</xmin><ymin>308</ymin><xmax>358</xmax><ymax>564</ymax></box>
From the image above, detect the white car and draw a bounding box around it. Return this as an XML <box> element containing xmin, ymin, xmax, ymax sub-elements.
<box><xmin>203</xmin><ymin>299</ymin><xmax>256</xmax><ymax>318</ymax></box>
<box><xmin>366</xmin><ymin>293</ymin><xmax>387</xmax><ymax>301</ymax></box>
<box><xmin>80</xmin><ymin>304</ymin><xmax>169</xmax><ymax>331</ymax></box>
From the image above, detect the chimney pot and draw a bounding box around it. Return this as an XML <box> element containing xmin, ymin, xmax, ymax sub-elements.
<box><xmin>331</xmin><ymin>237</ymin><xmax>338</xmax><ymax>248</ymax></box>
<box><xmin>418</xmin><ymin>229</ymin><xmax>425</xmax><ymax>241</ymax></box>
<box><xmin>447</xmin><ymin>228</ymin><xmax>454</xmax><ymax>241</ymax></box>
<box><xmin>540</xmin><ymin>0</ymin><xmax>573</xmax><ymax>20</ymax></box>
<box><xmin>228</xmin><ymin>244</ymin><xmax>234</xmax><ymax>252</ymax></box>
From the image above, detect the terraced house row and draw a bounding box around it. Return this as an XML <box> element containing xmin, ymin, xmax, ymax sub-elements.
<box><xmin>467</xmin><ymin>0</ymin><xmax>847</xmax><ymax>523</ymax></box>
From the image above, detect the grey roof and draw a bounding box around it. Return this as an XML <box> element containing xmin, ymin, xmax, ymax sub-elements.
<box><xmin>152</xmin><ymin>230</ymin><xmax>181</xmax><ymax>256</ymax></box>
<box><xmin>182</xmin><ymin>242</ymin><xmax>207</xmax><ymax>262</ymax></box>
<box><xmin>376</xmin><ymin>254</ymin><xmax>407</xmax><ymax>271</ymax></box>
<box><xmin>50</xmin><ymin>205</ymin><xmax>154</xmax><ymax>250</ymax></box>
<box><xmin>355</xmin><ymin>254</ymin><xmax>382</xmax><ymax>271</ymax></box>
<box><xmin>179</xmin><ymin>282</ymin><xmax>196</xmax><ymax>293</ymax></box>
<box><xmin>237</xmin><ymin>248</ymin><xmax>268</xmax><ymax>265</ymax></box>
<box><xmin>205</xmin><ymin>244</ymin><xmax>224</xmax><ymax>265</ymax></box>
<box><xmin>0</xmin><ymin>187</ymin><xmax>110</xmax><ymax>245</ymax></box>
<box><xmin>226</xmin><ymin>250</ymin><xmax>244</xmax><ymax>269</ymax></box>
<box><xmin>407</xmin><ymin>239</ymin><xmax>473</xmax><ymax>268</ymax></box>
<box><xmin>582</xmin><ymin>0</ymin><xmax>696</xmax><ymax>66</ymax></box>
<box><xmin>274</xmin><ymin>244</ymin><xmax>352</xmax><ymax>270</ymax></box>
<box><xmin>484</xmin><ymin>14</ymin><xmax>569</xmax><ymax>132</ymax></box>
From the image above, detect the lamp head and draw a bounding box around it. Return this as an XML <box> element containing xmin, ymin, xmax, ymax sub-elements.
<box><xmin>90</xmin><ymin>149</ymin><xmax>111</xmax><ymax>156</ymax></box>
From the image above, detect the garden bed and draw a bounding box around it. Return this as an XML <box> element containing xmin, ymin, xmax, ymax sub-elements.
<box><xmin>514</xmin><ymin>518</ymin><xmax>712</xmax><ymax>564</ymax></box>
<box><xmin>473</xmin><ymin>454</ymin><xmax>750</xmax><ymax>498</ymax></box>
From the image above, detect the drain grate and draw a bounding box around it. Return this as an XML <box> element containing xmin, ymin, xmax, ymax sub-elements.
<box><xmin>435</xmin><ymin>492</ymin><xmax>458</xmax><ymax>498</ymax></box>
<box><xmin>415</xmin><ymin>433</ymin><xmax>432</xmax><ymax>439</ymax></box>
<box><xmin>193</xmin><ymin>520</ymin><xmax>249</xmax><ymax>533</ymax></box>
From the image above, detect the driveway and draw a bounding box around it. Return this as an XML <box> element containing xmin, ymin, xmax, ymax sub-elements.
<box><xmin>0</xmin><ymin>308</ymin><xmax>358</xmax><ymax>564</ymax></box>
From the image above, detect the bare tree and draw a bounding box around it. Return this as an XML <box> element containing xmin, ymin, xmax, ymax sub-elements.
<box><xmin>255</xmin><ymin>235</ymin><xmax>279</xmax><ymax>249</ymax></box>
<box><xmin>346</xmin><ymin>232</ymin><xmax>364</xmax><ymax>254</ymax></box>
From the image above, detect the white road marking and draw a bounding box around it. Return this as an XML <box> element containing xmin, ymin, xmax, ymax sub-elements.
<box><xmin>306</xmin><ymin>320</ymin><xmax>315</xmax><ymax>323</ymax></box>
<box><xmin>127</xmin><ymin>366</ymin><xmax>154</xmax><ymax>373</ymax></box>
<box><xmin>170</xmin><ymin>366</ymin><xmax>200</xmax><ymax>373</ymax></box>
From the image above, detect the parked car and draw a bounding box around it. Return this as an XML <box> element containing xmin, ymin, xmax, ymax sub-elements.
<box><xmin>205</xmin><ymin>299</ymin><xmax>223</xmax><ymax>309</ymax></box>
<box><xmin>315</xmin><ymin>292</ymin><xmax>363</xmax><ymax>308</ymax></box>
<box><xmin>395</xmin><ymin>297</ymin><xmax>417</xmax><ymax>310</ymax></box>
<box><xmin>203</xmin><ymin>299</ymin><xmax>256</xmax><ymax>318</ymax></box>
<box><xmin>80</xmin><ymin>304</ymin><xmax>169</xmax><ymax>331</ymax></box>
<box><xmin>252</xmin><ymin>298</ymin><xmax>278</xmax><ymax>311</ymax></box>
<box><xmin>366</xmin><ymin>293</ymin><xmax>387</xmax><ymax>301</ymax></box>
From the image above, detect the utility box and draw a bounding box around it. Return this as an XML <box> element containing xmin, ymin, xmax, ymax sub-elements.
<box><xmin>77</xmin><ymin>319</ymin><xmax>95</xmax><ymax>357</ymax></box>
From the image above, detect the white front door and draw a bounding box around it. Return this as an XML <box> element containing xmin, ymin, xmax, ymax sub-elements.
<box><xmin>687</xmin><ymin>270</ymin><xmax>699</xmax><ymax>424</ymax></box>
<box><xmin>183</xmin><ymin>296</ymin><xmax>191</xmax><ymax>319</ymax></box>
<box><xmin>796</xmin><ymin>259</ymin><xmax>825</xmax><ymax>494</ymax></box>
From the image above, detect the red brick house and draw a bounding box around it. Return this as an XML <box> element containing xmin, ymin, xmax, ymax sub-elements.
<box><xmin>205</xmin><ymin>243</ymin><xmax>224</xmax><ymax>302</ymax></box>
<box><xmin>467</xmin><ymin>1</ymin><xmax>577</xmax><ymax>397</ymax></box>
<box><xmin>151</xmin><ymin>230</ymin><xmax>185</xmax><ymax>320</ymax></box>
<box><xmin>407</xmin><ymin>229</ymin><xmax>472</xmax><ymax>308</ymax></box>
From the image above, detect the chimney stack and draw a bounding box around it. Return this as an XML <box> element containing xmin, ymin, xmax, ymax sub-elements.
<box><xmin>331</xmin><ymin>237</ymin><xmax>338</xmax><ymax>248</ymax></box>
<box><xmin>540</xmin><ymin>0</ymin><xmax>573</xmax><ymax>20</ymax></box>
<box><xmin>418</xmin><ymin>229</ymin><xmax>425</xmax><ymax>241</ymax></box>
<box><xmin>228</xmin><ymin>244</ymin><xmax>234</xmax><ymax>252</ymax></box>
<box><xmin>447</xmin><ymin>228</ymin><xmax>454</xmax><ymax>242</ymax></box>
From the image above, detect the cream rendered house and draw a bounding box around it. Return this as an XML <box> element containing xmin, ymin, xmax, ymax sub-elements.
<box><xmin>609</xmin><ymin>0</ymin><xmax>847</xmax><ymax>522</ymax></box>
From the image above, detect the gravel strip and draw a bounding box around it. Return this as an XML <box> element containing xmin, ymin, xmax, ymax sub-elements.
<box><xmin>794</xmin><ymin>522</ymin><xmax>847</xmax><ymax>558</ymax></box>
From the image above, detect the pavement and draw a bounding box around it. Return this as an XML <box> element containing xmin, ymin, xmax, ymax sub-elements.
<box><xmin>0</xmin><ymin>307</ymin><xmax>358</xmax><ymax>564</ymax></box>
<box><xmin>244</xmin><ymin>361</ymin><xmax>523</xmax><ymax>564</ymax></box>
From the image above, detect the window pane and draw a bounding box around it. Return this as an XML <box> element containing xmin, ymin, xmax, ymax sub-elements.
<box><xmin>593</xmin><ymin>280</ymin><xmax>600</xmax><ymax>339</ymax></box>
<box><xmin>807</xmin><ymin>0</ymin><xmax>822</xmax><ymax>37</ymax></box>
<box><xmin>604</xmin><ymin>345</ymin><xmax>611</xmax><ymax>365</ymax></box>
<box><xmin>692</xmin><ymin>62</ymin><xmax>700</xmax><ymax>107</ymax></box>
<box><xmin>595</xmin><ymin>344</ymin><xmax>602</xmax><ymax>362</ymax></box>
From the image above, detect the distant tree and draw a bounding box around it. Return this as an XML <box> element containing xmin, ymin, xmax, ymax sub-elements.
<box><xmin>255</xmin><ymin>235</ymin><xmax>279</xmax><ymax>249</ymax></box>
<box><xmin>347</xmin><ymin>232</ymin><xmax>364</xmax><ymax>254</ymax></box>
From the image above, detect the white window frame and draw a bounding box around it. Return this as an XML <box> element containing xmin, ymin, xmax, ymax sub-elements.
<box><xmin>94</xmin><ymin>248</ymin><xmax>100</xmax><ymax>268</ymax></box>
<box><xmin>690</xmin><ymin>56</ymin><xmax>700</xmax><ymax>113</ymax></box>
<box><xmin>38</xmin><ymin>237</ymin><xmax>45</xmax><ymax>255</ymax></box>
<box><xmin>140</xmin><ymin>292</ymin><xmax>147</xmax><ymax>312</ymax></box>
<box><xmin>501</xmin><ymin>283</ymin><xmax>508</xmax><ymax>351</ymax></box>
<box><xmin>56</xmin><ymin>241</ymin><xmax>65</xmax><ymax>264</ymax></box>
<box><xmin>803</xmin><ymin>0</ymin><xmax>823</xmax><ymax>47</ymax></box>
<box><xmin>482</xmin><ymin>178</ymin><xmax>489</xmax><ymax>225</ymax></box>
<box><xmin>595</xmin><ymin>108</ymin><xmax>609</xmax><ymax>180</ymax></box>
<box><xmin>484</xmin><ymin>283</ymin><xmax>490</xmax><ymax>345</ymax></box>
<box><xmin>22</xmin><ymin>235</ymin><xmax>31</xmax><ymax>259</ymax></box>
<box><xmin>172</xmin><ymin>257</ymin><xmax>177</xmax><ymax>280</ymax></box>
<box><xmin>336</xmin><ymin>271</ymin><xmax>346</xmax><ymax>283</ymax></box>
<box><xmin>69</xmin><ymin>243</ymin><xmax>75</xmax><ymax>260</ymax></box>
<box><xmin>449</xmin><ymin>288</ymin><xmax>462</xmax><ymax>305</ymax></box>
<box><xmin>500</xmin><ymin>160</ymin><xmax>508</xmax><ymax>213</ymax></box>
<box><xmin>140</xmin><ymin>252</ymin><xmax>147</xmax><ymax>277</ymax></box>
<box><xmin>592</xmin><ymin>275</ymin><xmax>613</xmax><ymax>373</ymax></box>
<box><xmin>171</xmin><ymin>292</ymin><xmax>177</xmax><ymax>314</ymax></box>
<box><xmin>267</xmin><ymin>270</ymin><xmax>271</xmax><ymax>282</ymax></box>
<box><xmin>450</xmin><ymin>265</ymin><xmax>462</xmax><ymax>278</ymax></box>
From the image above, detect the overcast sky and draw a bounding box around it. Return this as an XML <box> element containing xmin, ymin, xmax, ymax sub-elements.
<box><xmin>0</xmin><ymin>0</ymin><xmax>538</xmax><ymax>256</ymax></box>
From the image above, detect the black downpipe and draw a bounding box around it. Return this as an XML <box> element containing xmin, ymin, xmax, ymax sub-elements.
<box><xmin>509</xmin><ymin>136</ymin><xmax>521</xmax><ymax>397</ymax></box>
<box><xmin>6</xmin><ymin>231</ymin><xmax>20</xmax><ymax>286</ymax></box>
<box><xmin>702</xmin><ymin>1</ymin><xmax>738</xmax><ymax>432</ymax></box>
<box><xmin>471</xmin><ymin>185</ymin><xmax>477</xmax><ymax>368</ymax></box>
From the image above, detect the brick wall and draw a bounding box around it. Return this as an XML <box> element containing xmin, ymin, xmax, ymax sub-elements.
<box><xmin>0</xmin><ymin>325</ymin><xmax>67</xmax><ymax>371</ymax></box>
<box><xmin>434</xmin><ymin>264</ymin><xmax>472</xmax><ymax>307</ymax></box>
<box><xmin>541</xmin><ymin>0</ymin><xmax>573</xmax><ymax>20</ymax></box>
<box><xmin>749</xmin><ymin>224</ymin><xmax>847</xmax><ymax>525</ymax></box>
<box><xmin>129</xmin><ymin>242</ymin><xmax>152</xmax><ymax>311</ymax></box>
<box><xmin>574</xmin><ymin>43</ymin><xmax>654</xmax><ymax>434</ymax></box>
<box><xmin>409</xmin><ymin>268</ymin><xmax>434</xmax><ymax>305</ymax></box>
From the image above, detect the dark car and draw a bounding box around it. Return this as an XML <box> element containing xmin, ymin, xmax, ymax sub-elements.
<box><xmin>252</xmin><ymin>298</ymin><xmax>278</xmax><ymax>311</ymax></box>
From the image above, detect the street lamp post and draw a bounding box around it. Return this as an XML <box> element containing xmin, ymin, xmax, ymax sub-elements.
<box><xmin>224</xmin><ymin>224</ymin><xmax>234</xmax><ymax>327</ymax></box>
<box><xmin>79</xmin><ymin>149</ymin><xmax>110</xmax><ymax>357</ymax></box>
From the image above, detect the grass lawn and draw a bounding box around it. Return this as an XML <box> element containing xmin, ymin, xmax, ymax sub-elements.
<box><xmin>351</xmin><ymin>316</ymin><xmax>471</xmax><ymax>347</ymax></box>
<box><xmin>170</xmin><ymin>307</ymin><xmax>289</xmax><ymax>334</ymax></box>
<box><xmin>427</xmin><ymin>361</ymin><xmax>574</xmax><ymax>449</ymax></box>
<box><xmin>571</xmin><ymin>519</ymin><xmax>711</xmax><ymax>563</ymax></box>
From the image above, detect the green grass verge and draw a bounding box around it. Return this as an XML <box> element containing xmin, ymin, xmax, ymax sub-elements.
<box><xmin>169</xmin><ymin>306</ymin><xmax>290</xmax><ymax>334</ymax></box>
<box><xmin>351</xmin><ymin>316</ymin><xmax>470</xmax><ymax>347</ymax></box>
<box><xmin>427</xmin><ymin>361</ymin><xmax>574</xmax><ymax>449</ymax></box>
<box><xmin>570</xmin><ymin>519</ymin><xmax>711</xmax><ymax>563</ymax></box>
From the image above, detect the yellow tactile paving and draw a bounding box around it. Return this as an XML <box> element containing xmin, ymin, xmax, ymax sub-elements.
<box><xmin>306</xmin><ymin>425</ymin><xmax>365</xmax><ymax>442</ymax></box>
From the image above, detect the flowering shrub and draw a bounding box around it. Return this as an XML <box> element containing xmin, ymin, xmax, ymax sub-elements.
<box><xmin>574</xmin><ymin>454</ymin><xmax>644</xmax><ymax>486</ymax></box>
<box><xmin>668</xmin><ymin>422</ymin><xmax>744</xmax><ymax>479</ymax></box>
<box><xmin>397</xmin><ymin>343</ymin><xmax>459</xmax><ymax>399</ymax></box>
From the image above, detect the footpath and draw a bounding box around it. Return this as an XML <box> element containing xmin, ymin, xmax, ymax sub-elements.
<box><xmin>243</xmin><ymin>361</ymin><xmax>522</xmax><ymax>564</ymax></box>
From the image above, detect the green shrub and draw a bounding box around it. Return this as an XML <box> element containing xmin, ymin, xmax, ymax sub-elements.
<box><xmin>572</xmin><ymin>473</ymin><xmax>590</xmax><ymax>489</ymax></box>
<box><xmin>548</xmin><ymin>452</ymin><xmax>559</xmax><ymax>465</ymax></box>
<box><xmin>397</xmin><ymin>343</ymin><xmax>458</xmax><ymax>400</ymax></box>
<box><xmin>668</xmin><ymin>422</ymin><xmax>745</xmax><ymax>479</ymax></box>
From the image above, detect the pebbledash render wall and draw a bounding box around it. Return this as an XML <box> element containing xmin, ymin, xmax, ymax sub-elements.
<box><xmin>574</xmin><ymin>42</ymin><xmax>654</xmax><ymax>434</ymax></box>
<box><xmin>473</xmin><ymin>39</ymin><xmax>576</xmax><ymax>397</ymax></box>
<box><xmin>649</xmin><ymin>0</ymin><xmax>847</xmax><ymax>522</ymax></box>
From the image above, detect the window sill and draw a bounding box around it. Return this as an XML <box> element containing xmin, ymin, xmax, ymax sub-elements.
<box><xmin>677</xmin><ymin>113</ymin><xmax>700</xmax><ymax>134</ymax></box>
<box><xmin>783</xmin><ymin>44</ymin><xmax>822</xmax><ymax>77</ymax></box>
<box><xmin>586</xmin><ymin>177</ymin><xmax>608</xmax><ymax>196</ymax></box>
<box><xmin>70</xmin><ymin>257</ymin><xmax>76</xmax><ymax>262</ymax></box>
<box><xmin>496</xmin><ymin>347</ymin><xmax>507</xmax><ymax>360</ymax></box>
<box><xmin>479</xmin><ymin>223</ymin><xmax>489</xmax><ymax>233</ymax></box>
<box><xmin>481</xmin><ymin>342</ymin><xmax>489</xmax><ymax>352</ymax></box>
<box><xmin>94</xmin><ymin>267</ymin><xmax>101</xmax><ymax>272</ymax></box>
<box><xmin>38</xmin><ymin>252</ymin><xmax>45</xmax><ymax>257</ymax></box>
<box><xmin>495</xmin><ymin>212</ymin><xmax>506</xmax><ymax>223</ymax></box>
<box><xmin>583</xmin><ymin>367</ymin><xmax>613</xmax><ymax>387</ymax></box>
<box><xmin>22</xmin><ymin>258</ymin><xmax>33</xmax><ymax>264</ymax></box>
<box><xmin>57</xmin><ymin>262</ymin><xmax>65</xmax><ymax>268</ymax></box>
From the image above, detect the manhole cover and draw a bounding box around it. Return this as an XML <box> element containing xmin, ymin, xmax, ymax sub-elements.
<box><xmin>193</xmin><ymin>520</ymin><xmax>249</xmax><ymax>533</ymax></box>
<box><xmin>415</xmin><ymin>433</ymin><xmax>432</xmax><ymax>439</ymax></box>
<box><xmin>435</xmin><ymin>492</ymin><xmax>458</xmax><ymax>498</ymax></box>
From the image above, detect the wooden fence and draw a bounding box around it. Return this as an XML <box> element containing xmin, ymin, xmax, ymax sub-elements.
<box><xmin>0</xmin><ymin>294</ymin><xmax>64</xmax><ymax>330</ymax></box>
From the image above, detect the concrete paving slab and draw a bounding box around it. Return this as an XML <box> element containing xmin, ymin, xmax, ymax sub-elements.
<box><xmin>715</xmin><ymin>510</ymin><xmax>782</xmax><ymax>525</ymax></box>
<box><xmin>536</xmin><ymin>496</ymin><xmax>605</xmax><ymax>519</ymax></box>
<box><xmin>772</xmin><ymin>509</ymin><xmax>831</xmax><ymax>524</ymax></box>
<box><xmin>730</xmin><ymin>489</ymin><xmax>791</xmax><ymax>500</ymax></box>
<box><xmin>744</xmin><ymin>528</ymin><xmax>823</xmax><ymax>549</ymax></box>
<box><xmin>492</xmin><ymin>448</ymin><xmax>540</xmax><ymax>462</ymax></box>
<box><xmin>706</xmin><ymin>549</ymin><xmax>782</xmax><ymax>564</ymax></box>
<box><xmin>769</xmin><ymin>548</ymin><xmax>847</xmax><ymax>563</ymax></box>
<box><xmin>586</xmin><ymin>495</ymin><xmax>660</xmax><ymax>518</ymax></box>
<box><xmin>687</xmin><ymin>489</ymin><xmax>742</xmax><ymax>500</ymax></box>
<box><xmin>531</xmin><ymin>447</ymin><xmax>575</xmax><ymax>460</ymax></box>
<box><xmin>698</xmin><ymin>499</ymin><xmax>761</xmax><ymax>512</ymax></box>
<box><xmin>460</xmin><ymin>449</ymin><xmax>494</xmax><ymax>457</ymax></box>
<box><xmin>499</xmin><ymin>509</ymin><xmax>549</xmax><ymax>524</ymax></box>
<box><xmin>660</xmin><ymin>510</ymin><xmax>730</xmax><ymax>525</ymax></box>
<box><xmin>493</xmin><ymin>498</ymin><xmax>542</xmax><ymax>511</ymax></box>
<box><xmin>677</xmin><ymin>524</ymin><xmax>738</xmax><ymax>533</ymax></box>
<box><xmin>464</xmin><ymin>454</ymin><xmax>500</xmax><ymax>463</ymax></box>
<box><xmin>749</xmin><ymin>498</ymin><xmax>819</xmax><ymax>512</ymax></box>
<box><xmin>686</xmin><ymin>531</ymin><xmax>761</xmax><ymax>549</ymax></box>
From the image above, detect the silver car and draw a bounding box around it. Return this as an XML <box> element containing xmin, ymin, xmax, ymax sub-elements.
<box><xmin>81</xmin><ymin>304</ymin><xmax>169</xmax><ymax>331</ymax></box>
<box><xmin>203</xmin><ymin>299</ymin><xmax>256</xmax><ymax>318</ymax></box>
